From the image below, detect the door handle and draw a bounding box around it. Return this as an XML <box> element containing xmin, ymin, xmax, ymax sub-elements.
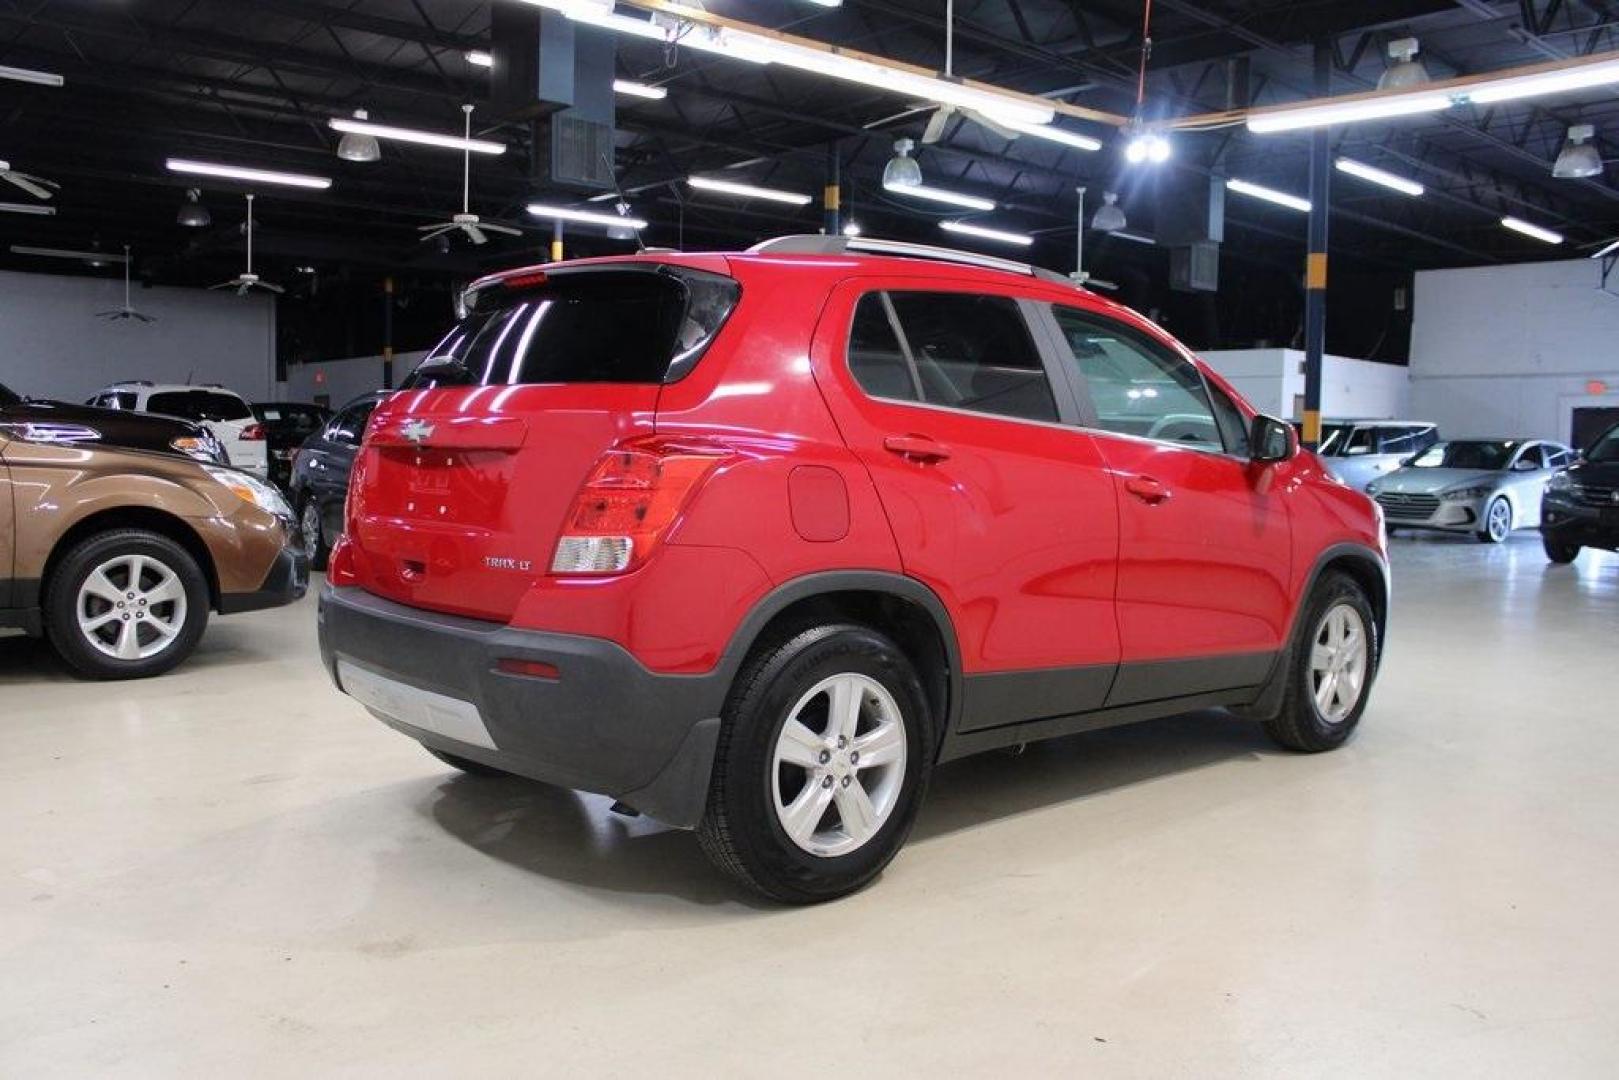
<box><xmin>883</xmin><ymin>434</ymin><xmax>952</xmax><ymax>463</ymax></box>
<box><xmin>1125</xmin><ymin>475</ymin><xmax>1171</xmax><ymax>504</ymax></box>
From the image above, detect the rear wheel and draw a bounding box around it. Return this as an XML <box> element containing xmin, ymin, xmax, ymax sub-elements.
<box><xmin>299</xmin><ymin>497</ymin><xmax>330</xmax><ymax>571</ymax></box>
<box><xmin>1543</xmin><ymin>533</ymin><xmax>1581</xmax><ymax>563</ymax></box>
<box><xmin>44</xmin><ymin>530</ymin><xmax>210</xmax><ymax>680</ymax></box>
<box><xmin>1478</xmin><ymin>497</ymin><xmax>1512</xmax><ymax>543</ymax></box>
<box><xmin>1264</xmin><ymin>572</ymin><xmax>1378</xmax><ymax>753</ymax></box>
<box><xmin>698</xmin><ymin>624</ymin><xmax>932</xmax><ymax>904</ymax></box>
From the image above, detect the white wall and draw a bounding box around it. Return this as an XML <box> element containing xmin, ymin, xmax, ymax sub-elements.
<box><xmin>282</xmin><ymin>351</ymin><xmax>426</xmax><ymax>408</ymax></box>
<box><xmin>1410</xmin><ymin>258</ymin><xmax>1619</xmax><ymax>440</ymax></box>
<box><xmin>1200</xmin><ymin>348</ymin><xmax>1411</xmax><ymax>420</ymax></box>
<box><xmin>0</xmin><ymin>269</ymin><xmax>276</xmax><ymax>402</ymax></box>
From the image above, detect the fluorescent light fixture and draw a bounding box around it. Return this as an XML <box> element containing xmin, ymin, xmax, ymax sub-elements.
<box><xmin>1465</xmin><ymin>56</ymin><xmax>1619</xmax><ymax>105</ymax></box>
<box><xmin>1247</xmin><ymin>92</ymin><xmax>1452</xmax><ymax>134</ymax></box>
<box><xmin>466</xmin><ymin>50</ymin><xmax>494</xmax><ymax>67</ymax></box>
<box><xmin>0</xmin><ymin>64</ymin><xmax>63</xmax><ymax>87</ymax></box>
<box><xmin>11</xmin><ymin>246</ymin><xmax>130</xmax><ymax>263</ymax></box>
<box><xmin>687</xmin><ymin>176</ymin><xmax>812</xmax><ymax>205</ymax></box>
<box><xmin>527</xmin><ymin>203</ymin><xmax>648</xmax><ymax>229</ymax></box>
<box><xmin>1111</xmin><ymin>231</ymin><xmax>1156</xmax><ymax>245</ymax></box>
<box><xmin>329</xmin><ymin>116</ymin><xmax>505</xmax><ymax>155</ymax></box>
<box><xmin>1501</xmin><ymin>216</ymin><xmax>1564</xmax><ymax>244</ymax></box>
<box><xmin>514</xmin><ymin>0</ymin><xmax>1054</xmax><ymax>125</ymax></box>
<box><xmin>0</xmin><ymin>202</ymin><xmax>56</xmax><ymax>216</ymax></box>
<box><xmin>166</xmin><ymin>158</ymin><xmax>332</xmax><ymax>190</ymax></box>
<box><xmin>939</xmin><ymin>220</ymin><xmax>1033</xmax><ymax>247</ymax></box>
<box><xmin>997</xmin><ymin>118</ymin><xmax>1103</xmax><ymax>152</ymax></box>
<box><xmin>1335</xmin><ymin>157</ymin><xmax>1425</xmax><ymax>196</ymax></box>
<box><xmin>1591</xmin><ymin>239</ymin><xmax>1619</xmax><ymax>260</ymax></box>
<box><xmin>613</xmin><ymin>79</ymin><xmax>667</xmax><ymax>100</ymax></box>
<box><xmin>1226</xmin><ymin>178</ymin><xmax>1312</xmax><ymax>213</ymax></box>
<box><xmin>883</xmin><ymin>182</ymin><xmax>995</xmax><ymax>211</ymax></box>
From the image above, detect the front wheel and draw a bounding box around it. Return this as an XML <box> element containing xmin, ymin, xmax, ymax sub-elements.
<box><xmin>299</xmin><ymin>497</ymin><xmax>330</xmax><ymax>571</ymax></box>
<box><xmin>1264</xmin><ymin>572</ymin><xmax>1379</xmax><ymax>753</ymax></box>
<box><xmin>1543</xmin><ymin>533</ymin><xmax>1581</xmax><ymax>564</ymax></box>
<box><xmin>1478</xmin><ymin>497</ymin><xmax>1512</xmax><ymax>543</ymax></box>
<box><xmin>44</xmin><ymin>529</ymin><xmax>210</xmax><ymax>680</ymax></box>
<box><xmin>698</xmin><ymin>624</ymin><xmax>932</xmax><ymax>904</ymax></box>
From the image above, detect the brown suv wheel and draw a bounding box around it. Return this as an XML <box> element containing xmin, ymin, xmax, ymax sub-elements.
<box><xmin>44</xmin><ymin>529</ymin><xmax>212</xmax><ymax>680</ymax></box>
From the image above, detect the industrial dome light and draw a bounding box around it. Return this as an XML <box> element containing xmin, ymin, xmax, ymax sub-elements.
<box><xmin>176</xmin><ymin>188</ymin><xmax>210</xmax><ymax>228</ymax></box>
<box><xmin>1378</xmin><ymin>38</ymin><xmax>1431</xmax><ymax>91</ymax></box>
<box><xmin>1092</xmin><ymin>191</ymin><xmax>1127</xmax><ymax>233</ymax></box>
<box><xmin>1553</xmin><ymin>124</ymin><xmax>1603</xmax><ymax>179</ymax></box>
<box><xmin>336</xmin><ymin>109</ymin><xmax>382</xmax><ymax>163</ymax></box>
<box><xmin>882</xmin><ymin>137</ymin><xmax>923</xmax><ymax>189</ymax></box>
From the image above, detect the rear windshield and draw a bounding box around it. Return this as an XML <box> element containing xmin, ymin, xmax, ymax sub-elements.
<box><xmin>406</xmin><ymin>267</ymin><xmax>739</xmax><ymax>388</ymax></box>
<box><xmin>148</xmin><ymin>390</ymin><xmax>253</xmax><ymax>422</ymax></box>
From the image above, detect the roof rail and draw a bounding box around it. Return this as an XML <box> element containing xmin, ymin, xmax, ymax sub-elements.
<box><xmin>747</xmin><ymin>235</ymin><xmax>1072</xmax><ymax>285</ymax></box>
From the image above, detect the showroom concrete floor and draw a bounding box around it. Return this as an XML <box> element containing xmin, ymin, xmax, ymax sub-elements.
<box><xmin>2</xmin><ymin>535</ymin><xmax>1616</xmax><ymax>1078</ymax></box>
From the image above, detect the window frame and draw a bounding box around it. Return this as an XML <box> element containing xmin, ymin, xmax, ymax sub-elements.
<box><xmin>1031</xmin><ymin>301</ymin><xmax>1250</xmax><ymax>460</ymax></box>
<box><xmin>841</xmin><ymin>287</ymin><xmax>1084</xmax><ymax>429</ymax></box>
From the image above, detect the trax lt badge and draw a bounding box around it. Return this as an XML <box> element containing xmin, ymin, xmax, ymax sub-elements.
<box><xmin>401</xmin><ymin>419</ymin><xmax>435</xmax><ymax>444</ymax></box>
<box><xmin>484</xmin><ymin>556</ymin><xmax>532</xmax><ymax>572</ymax></box>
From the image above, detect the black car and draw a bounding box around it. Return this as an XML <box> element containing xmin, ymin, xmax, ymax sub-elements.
<box><xmin>287</xmin><ymin>392</ymin><xmax>387</xmax><ymax>570</ymax></box>
<box><xmin>251</xmin><ymin>401</ymin><xmax>332</xmax><ymax>490</ymax></box>
<box><xmin>1542</xmin><ymin>420</ymin><xmax>1619</xmax><ymax>563</ymax></box>
<box><xmin>1</xmin><ymin>380</ymin><xmax>227</xmax><ymax>463</ymax></box>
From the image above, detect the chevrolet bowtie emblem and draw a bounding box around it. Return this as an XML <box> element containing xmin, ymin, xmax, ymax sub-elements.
<box><xmin>400</xmin><ymin>419</ymin><xmax>435</xmax><ymax>444</ymax></box>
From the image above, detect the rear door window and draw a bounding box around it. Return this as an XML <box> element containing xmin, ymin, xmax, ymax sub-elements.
<box><xmin>878</xmin><ymin>292</ymin><xmax>1058</xmax><ymax>423</ymax></box>
<box><xmin>327</xmin><ymin>399</ymin><xmax>380</xmax><ymax>445</ymax></box>
<box><xmin>408</xmin><ymin>268</ymin><xmax>739</xmax><ymax>388</ymax></box>
<box><xmin>847</xmin><ymin>294</ymin><xmax>920</xmax><ymax>402</ymax></box>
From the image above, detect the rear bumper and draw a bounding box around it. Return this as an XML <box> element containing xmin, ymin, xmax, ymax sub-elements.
<box><xmin>219</xmin><ymin>544</ymin><xmax>310</xmax><ymax>614</ymax></box>
<box><xmin>317</xmin><ymin>584</ymin><xmax>726</xmax><ymax>828</ymax></box>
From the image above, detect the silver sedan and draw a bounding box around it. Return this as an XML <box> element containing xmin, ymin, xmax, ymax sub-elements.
<box><xmin>1367</xmin><ymin>439</ymin><xmax>1575</xmax><ymax>543</ymax></box>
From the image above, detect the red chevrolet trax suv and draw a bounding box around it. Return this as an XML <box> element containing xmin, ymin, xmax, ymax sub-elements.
<box><xmin>319</xmin><ymin>237</ymin><xmax>1388</xmax><ymax>903</ymax></box>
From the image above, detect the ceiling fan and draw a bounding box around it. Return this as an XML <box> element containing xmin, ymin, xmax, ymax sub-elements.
<box><xmin>915</xmin><ymin>5</ymin><xmax>1022</xmax><ymax>146</ymax></box>
<box><xmin>419</xmin><ymin>104</ymin><xmax>522</xmax><ymax>247</ymax></box>
<box><xmin>97</xmin><ymin>245</ymin><xmax>156</xmax><ymax>323</ymax></box>
<box><xmin>0</xmin><ymin>159</ymin><xmax>58</xmax><ymax>200</ymax></box>
<box><xmin>211</xmin><ymin>194</ymin><xmax>284</xmax><ymax>296</ymax></box>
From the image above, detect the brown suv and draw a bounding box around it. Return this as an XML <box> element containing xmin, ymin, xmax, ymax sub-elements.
<box><xmin>1</xmin><ymin>382</ymin><xmax>308</xmax><ymax>679</ymax></box>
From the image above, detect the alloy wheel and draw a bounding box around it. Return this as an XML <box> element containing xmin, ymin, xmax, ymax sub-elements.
<box><xmin>75</xmin><ymin>554</ymin><xmax>188</xmax><ymax>662</ymax></box>
<box><xmin>301</xmin><ymin>501</ymin><xmax>322</xmax><ymax>562</ymax></box>
<box><xmin>1309</xmin><ymin>603</ymin><xmax>1369</xmax><ymax>725</ymax></box>
<box><xmin>1487</xmin><ymin>499</ymin><xmax>1511</xmax><ymax>542</ymax></box>
<box><xmin>770</xmin><ymin>672</ymin><xmax>908</xmax><ymax>858</ymax></box>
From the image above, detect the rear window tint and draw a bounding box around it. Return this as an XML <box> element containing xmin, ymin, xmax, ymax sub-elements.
<box><xmin>408</xmin><ymin>268</ymin><xmax>739</xmax><ymax>388</ymax></box>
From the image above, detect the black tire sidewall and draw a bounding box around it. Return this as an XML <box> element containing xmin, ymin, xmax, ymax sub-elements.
<box><xmin>45</xmin><ymin>530</ymin><xmax>210</xmax><ymax>680</ymax></box>
<box><xmin>715</xmin><ymin>625</ymin><xmax>933</xmax><ymax>903</ymax></box>
<box><xmin>1282</xmin><ymin>574</ymin><xmax>1379</xmax><ymax>750</ymax></box>
<box><xmin>300</xmin><ymin>497</ymin><xmax>330</xmax><ymax>571</ymax></box>
<box><xmin>1542</xmin><ymin>532</ymin><xmax>1580</xmax><ymax>563</ymax></box>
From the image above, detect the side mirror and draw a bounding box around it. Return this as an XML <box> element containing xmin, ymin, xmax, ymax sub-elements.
<box><xmin>1250</xmin><ymin>414</ymin><xmax>1295</xmax><ymax>464</ymax></box>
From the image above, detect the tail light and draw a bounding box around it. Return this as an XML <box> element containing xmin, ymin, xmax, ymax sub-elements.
<box><xmin>241</xmin><ymin>422</ymin><xmax>267</xmax><ymax>441</ymax></box>
<box><xmin>551</xmin><ymin>438</ymin><xmax>731</xmax><ymax>575</ymax></box>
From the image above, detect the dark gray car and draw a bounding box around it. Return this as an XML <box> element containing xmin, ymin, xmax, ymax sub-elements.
<box><xmin>287</xmin><ymin>392</ymin><xmax>387</xmax><ymax>569</ymax></box>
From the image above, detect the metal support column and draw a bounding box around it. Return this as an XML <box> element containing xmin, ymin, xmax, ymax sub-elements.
<box><xmin>1302</xmin><ymin>42</ymin><xmax>1331</xmax><ymax>451</ymax></box>
<box><xmin>381</xmin><ymin>275</ymin><xmax>395</xmax><ymax>390</ymax></box>
<box><xmin>823</xmin><ymin>143</ymin><xmax>841</xmax><ymax>235</ymax></box>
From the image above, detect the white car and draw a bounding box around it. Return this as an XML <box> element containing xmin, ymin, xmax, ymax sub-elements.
<box><xmin>87</xmin><ymin>382</ymin><xmax>269</xmax><ymax>478</ymax></box>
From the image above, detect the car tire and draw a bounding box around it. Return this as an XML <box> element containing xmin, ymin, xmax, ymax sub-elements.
<box><xmin>425</xmin><ymin>747</ymin><xmax>510</xmax><ymax>778</ymax></box>
<box><xmin>698</xmin><ymin>623</ymin><xmax>934</xmax><ymax>904</ymax></box>
<box><xmin>1542</xmin><ymin>533</ymin><xmax>1581</xmax><ymax>564</ymax></box>
<box><xmin>1477</xmin><ymin>496</ymin><xmax>1512</xmax><ymax>544</ymax></box>
<box><xmin>1263</xmin><ymin>571</ymin><xmax>1379</xmax><ymax>753</ymax></box>
<box><xmin>299</xmin><ymin>497</ymin><xmax>330</xmax><ymax>572</ymax></box>
<box><xmin>44</xmin><ymin>529</ymin><xmax>210</xmax><ymax>680</ymax></box>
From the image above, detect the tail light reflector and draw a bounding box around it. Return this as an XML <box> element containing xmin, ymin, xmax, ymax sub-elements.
<box><xmin>551</xmin><ymin>438</ymin><xmax>730</xmax><ymax>575</ymax></box>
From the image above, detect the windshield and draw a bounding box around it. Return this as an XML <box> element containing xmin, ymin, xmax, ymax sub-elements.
<box><xmin>406</xmin><ymin>267</ymin><xmax>739</xmax><ymax>389</ymax></box>
<box><xmin>1411</xmin><ymin>440</ymin><xmax>1518</xmax><ymax>471</ymax></box>
<box><xmin>0</xmin><ymin>381</ymin><xmax>19</xmax><ymax>409</ymax></box>
<box><xmin>1317</xmin><ymin>424</ymin><xmax>1350</xmax><ymax>456</ymax></box>
<box><xmin>1588</xmin><ymin>424</ymin><xmax>1619</xmax><ymax>463</ymax></box>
